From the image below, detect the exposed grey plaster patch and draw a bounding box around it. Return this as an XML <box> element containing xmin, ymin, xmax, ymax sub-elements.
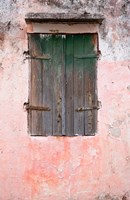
<box><xmin>127</xmin><ymin>85</ymin><xmax>130</xmax><ymax>92</ymax></box>
<box><xmin>88</xmin><ymin>147</ymin><xmax>97</xmax><ymax>156</ymax></box>
<box><xmin>36</xmin><ymin>0</ymin><xmax>74</xmax><ymax>8</ymax></box>
<box><xmin>99</xmin><ymin>19</ymin><xmax>108</xmax><ymax>39</ymax></box>
<box><xmin>31</xmin><ymin>0</ymin><xmax>107</xmax><ymax>12</ymax></box>
<box><xmin>0</xmin><ymin>21</ymin><xmax>12</xmax><ymax>35</ymax></box>
<box><xmin>96</xmin><ymin>193</ymin><xmax>119</xmax><ymax>200</ymax></box>
<box><xmin>121</xmin><ymin>0</ymin><xmax>130</xmax><ymax>15</ymax></box>
<box><xmin>98</xmin><ymin>0</ymin><xmax>106</xmax><ymax>12</ymax></box>
<box><xmin>96</xmin><ymin>192</ymin><xmax>129</xmax><ymax>200</ymax></box>
<box><xmin>0</xmin><ymin>63</ymin><xmax>4</xmax><ymax>74</ymax></box>
<box><xmin>112</xmin><ymin>120</ymin><xmax>123</xmax><ymax>126</ymax></box>
<box><xmin>109</xmin><ymin>125</ymin><xmax>121</xmax><ymax>137</ymax></box>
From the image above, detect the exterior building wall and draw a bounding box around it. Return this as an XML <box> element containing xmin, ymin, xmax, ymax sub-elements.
<box><xmin>0</xmin><ymin>0</ymin><xmax>130</xmax><ymax>199</ymax></box>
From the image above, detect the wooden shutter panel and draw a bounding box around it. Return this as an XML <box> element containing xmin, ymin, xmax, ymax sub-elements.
<box><xmin>29</xmin><ymin>34</ymin><xmax>43</xmax><ymax>136</ymax></box>
<box><xmin>29</xmin><ymin>34</ymin><xmax>53</xmax><ymax>136</ymax></box>
<box><xmin>65</xmin><ymin>34</ymin><xmax>97</xmax><ymax>136</ymax></box>
<box><xmin>29</xmin><ymin>34</ymin><xmax>65</xmax><ymax>136</ymax></box>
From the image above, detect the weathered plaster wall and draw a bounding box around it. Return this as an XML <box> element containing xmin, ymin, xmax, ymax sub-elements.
<box><xmin>0</xmin><ymin>0</ymin><xmax>130</xmax><ymax>200</ymax></box>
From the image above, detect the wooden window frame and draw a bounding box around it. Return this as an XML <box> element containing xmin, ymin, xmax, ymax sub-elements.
<box><xmin>25</xmin><ymin>13</ymin><xmax>104</xmax><ymax>136</ymax></box>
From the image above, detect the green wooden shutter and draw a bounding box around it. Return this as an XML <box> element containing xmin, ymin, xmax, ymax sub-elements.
<box><xmin>29</xmin><ymin>34</ymin><xmax>65</xmax><ymax>136</ymax></box>
<box><xmin>29</xmin><ymin>34</ymin><xmax>53</xmax><ymax>136</ymax></box>
<box><xmin>28</xmin><ymin>33</ymin><xmax>97</xmax><ymax>136</ymax></box>
<box><xmin>65</xmin><ymin>34</ymin><xmax>97</xmax><ymax>136</ymax></box>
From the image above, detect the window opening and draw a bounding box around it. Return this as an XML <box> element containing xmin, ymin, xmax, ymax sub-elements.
<box><xmin>27</xmin><ymin>33</ymin><xmax>99</xmax><ymax>136</ymax></box>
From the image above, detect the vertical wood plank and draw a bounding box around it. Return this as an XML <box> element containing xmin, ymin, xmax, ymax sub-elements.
<box><xmin>65</xmin><ymin>35</ymin><xmax>74</xmax><ymax>136</ymax></box>
<box><xmin>30</xmin><ymin>59</ymin><xmax>43</xmax><ymax>136</ymax></box>
<box><xmin>73</xmin><ymin>35</ymin><xmax>84</xmax><ymax>135</ymax></box>
<box><xmin>40</xmin><ymin>34</ymin><xmax>53</xmax><ymax>136</ymax></box>
<box><xmin>62</xmin><ymin>35</ymin><xmax>66</xmax><ymax>136</ymax></box>
<box><xmin>29</xmin><ymin>34</ymin><xmax>43</xmax><ymax>136</ymax></box>
<box><xmin>84</xmin><ymin>34</ymin><xmax>97</xmax><ymax>135</ymax></box>
<box><xmin>52</xmin><ymin>35</ymin><xmax>64</xmax><ymax>136</ymax></box>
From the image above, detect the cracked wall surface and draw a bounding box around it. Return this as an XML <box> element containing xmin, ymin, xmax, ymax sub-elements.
<box><xmin>0</xmin><ymin>0</ymin><xmax>130</xmax><ymax>200</ymax></box>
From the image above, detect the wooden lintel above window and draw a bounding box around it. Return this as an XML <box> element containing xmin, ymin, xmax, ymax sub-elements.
<box><xmin>25</xmin><ymin>13</ymin><xmax>104</xmax><ymax>24</ymax></box>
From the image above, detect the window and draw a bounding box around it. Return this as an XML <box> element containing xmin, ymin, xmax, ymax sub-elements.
<box><xmin>27</xmin><ymin>33</ymin><xmax>98</xmax><ymax>136</ymax></box>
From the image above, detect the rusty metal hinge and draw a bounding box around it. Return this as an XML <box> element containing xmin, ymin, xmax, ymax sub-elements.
<box><xmin>26</xmin><ymin>54</ymin><xmax>51</xmax><ymax>60</ymax></box>
<box><xmin>24</xmin><ymin>103</ymin><xmax>50</xmax><ymax>111</ymax></box>
<box><xmin>76</xmin><ymin>101</ymin><xmax>101</xmax><ymax>112</ymax></box>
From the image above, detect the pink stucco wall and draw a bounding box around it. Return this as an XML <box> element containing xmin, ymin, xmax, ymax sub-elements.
<box><xmin>0</xmin><ymin>0</ymin><xmax>130</xmax><ymax>199</ymax></box>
